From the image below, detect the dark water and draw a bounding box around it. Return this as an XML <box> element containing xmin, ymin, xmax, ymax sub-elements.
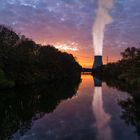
<box><xmin>1</xmin><ymin>75</ymin><xmax>140</xmax><ymax>140</ymax></box>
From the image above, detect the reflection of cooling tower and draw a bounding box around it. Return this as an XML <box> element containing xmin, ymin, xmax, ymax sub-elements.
<box><xmin>94</xmin><ymin>78</ymin><xmax>102</xmax><ymax>87</ymax></box>
<box><xmin>92</xmin><ymin>78</ymin><xmax>112</xmax><ymax>140</ymax></box>
<box><xmin>93</xmin><ymin>56</ymin><xmax>103</xmax><ymax>69</ymax></box>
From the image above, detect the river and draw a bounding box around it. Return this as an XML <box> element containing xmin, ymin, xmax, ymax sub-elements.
<box><xmin>9</xmin><ymin>74</ymin><xmax>140</xmax><ymax>140</ymax></box>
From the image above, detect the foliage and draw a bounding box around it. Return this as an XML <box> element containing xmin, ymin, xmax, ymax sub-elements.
<box><xmin>100</xmin><ymin>47</ymin><xmax>140</xmax><ymax>90</ymax></box>
<box><xmin>0</xmin><ymin>25</ymin><xmax>81</xmax><ymax>87</ymax></box>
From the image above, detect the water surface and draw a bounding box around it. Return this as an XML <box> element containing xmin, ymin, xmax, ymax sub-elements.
<box><xmin>10</xmin><ymin>75</ymin><xmax>140</xmax><ymax>140</ymax></box>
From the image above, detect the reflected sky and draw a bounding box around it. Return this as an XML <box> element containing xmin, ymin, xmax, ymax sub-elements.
<box><xmin>12</xmin><ymin>75</ymin><xmax>138</xmax><ymax>140</ymax></box>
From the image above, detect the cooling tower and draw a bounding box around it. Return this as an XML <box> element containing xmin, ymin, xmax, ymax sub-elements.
<box><xmin>93</xmin><ymin>55</ymin><xmax>103</xmax><ymax>69</ymax></box>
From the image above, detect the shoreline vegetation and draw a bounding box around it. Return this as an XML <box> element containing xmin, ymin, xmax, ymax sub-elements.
<box><xmin>0</xmin><ymin>25</ymin><xmax>81</xmax><ymax>89</ymax></box>
<box><xmin>94</xmin><ymin>46</ymin><xmax>140</xmax><ymax>93</ymax></box>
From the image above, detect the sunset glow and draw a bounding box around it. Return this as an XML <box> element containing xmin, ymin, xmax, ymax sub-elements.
<box><xmin>55</xmin><ymin>43</ymin><xmax>78</xmax><ymax>51</ymax></box>
<box><xmin>0</xmin><ymin>0</ymin><xmax>140</xmax><ymax>68</ymax></box>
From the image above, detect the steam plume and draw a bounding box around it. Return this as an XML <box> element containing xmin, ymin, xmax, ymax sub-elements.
<box><xmin>93</xmin><ymin>0</ymin><xmax>113</xmax><ymax>56</ymax></box>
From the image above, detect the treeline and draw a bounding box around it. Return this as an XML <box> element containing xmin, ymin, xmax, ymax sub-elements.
<box><xmin>0</xmin><ymin>25</ymin><xmax>81</xmax><ymax>88</ymax></box>
<box><xmin>99</xmin><ymin>47</ymin><xmax>140</xmax><ymax>90</ymax></box>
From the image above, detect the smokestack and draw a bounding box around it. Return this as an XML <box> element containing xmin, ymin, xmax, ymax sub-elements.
<box><xmin>93</xmin><ymin>55</ymin><xmax>103</xmax><ymax>69</ymax></box>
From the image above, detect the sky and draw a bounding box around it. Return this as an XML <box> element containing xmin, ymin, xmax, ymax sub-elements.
<box><xmin>0</xmin><ymin>0</ymin><xmax>140</xmax><ymax>68</ymax></box>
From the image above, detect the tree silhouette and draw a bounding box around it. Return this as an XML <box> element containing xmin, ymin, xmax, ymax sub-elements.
<box><xmin>121</xmin><ymin>47</ymin><xmax>137</xmax><ymax>60</ymax></box>
<box><xmin>0</xmin><ymin>25</ymin><xmax>81</xmax><ymax>87</ymax></box>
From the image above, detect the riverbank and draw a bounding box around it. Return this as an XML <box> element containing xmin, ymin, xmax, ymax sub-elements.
<box><xmin>94</xmin><ymin>47</ymin><xmax>140</xmax><ymax>92</ymax></box>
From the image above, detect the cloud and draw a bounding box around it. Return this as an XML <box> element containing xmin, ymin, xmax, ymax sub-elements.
<box><xmin>0</xmin><ymin>0</ymin><xmax>140</xmax><ymax>66</ymax></box>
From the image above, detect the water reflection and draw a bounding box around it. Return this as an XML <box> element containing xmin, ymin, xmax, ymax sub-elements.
<box><xmin>118</xmin><ymin>94</ymin><xmax>140</xmax><ymax>139</ymax></box>
<box><xmin>92</xmin><ymin>78</ymin><xmax>112</xmax><ymax>140</ymax></box>
<box><xmin>0</xmin><ymin>75</ymin><xmax>140</xmax><ymax>140</ymax></box>
<box><xmin>104</xmin><ymin>77</ymin><xmax>140</xmax><ymax>139</ymax></box>
<box><xmin>0</xmin><ymin>80</ymin><xmax>81</xmax><ymax>140</ymax></box>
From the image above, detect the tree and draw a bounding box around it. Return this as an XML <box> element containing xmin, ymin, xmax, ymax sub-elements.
<box><xmin>121</xmin><ymin>47</ymin><xmax>137</xmax><ymax>60</ymax></box>
<box><xmin>0</xmin><ymin>25</ymin><xmax>19</xmax><ymax>68</ymax></box>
